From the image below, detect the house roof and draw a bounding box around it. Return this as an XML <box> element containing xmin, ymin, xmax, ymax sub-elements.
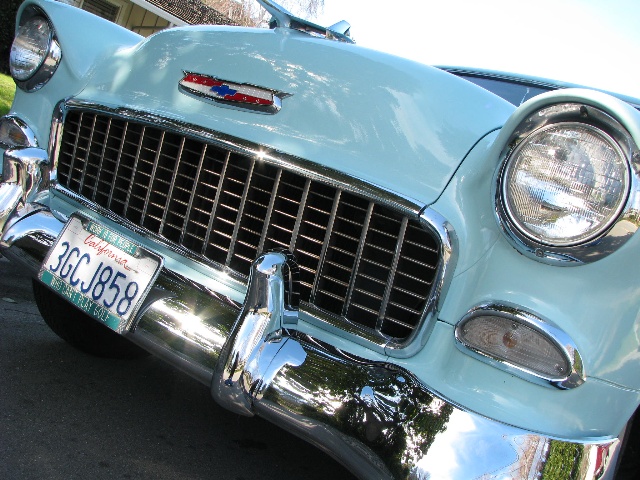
<box><xmin>144</xmin><ymin>0</ymin><xmax>236</xmax><ymax>26</ymax></box>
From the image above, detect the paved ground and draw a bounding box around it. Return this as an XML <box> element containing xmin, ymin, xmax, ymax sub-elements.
<box><xmin>0</xmin><ymin>257</ymin><xmax>356</xmax><ymax>480</ymax></box>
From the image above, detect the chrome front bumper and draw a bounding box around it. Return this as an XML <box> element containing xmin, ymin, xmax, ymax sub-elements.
<box><xmin>0</xmin><ymin>203</ymin><xmax>625</xmax><ymax>480</ymax></box>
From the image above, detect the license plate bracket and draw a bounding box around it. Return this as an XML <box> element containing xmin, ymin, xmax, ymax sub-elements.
<box><xmin>38</xmin><ymin>214</ymin><xmax>163</xmax><ymax>333</ymax></box>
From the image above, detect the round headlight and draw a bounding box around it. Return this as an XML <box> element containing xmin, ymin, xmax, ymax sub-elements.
<box><xmin>11</xmin><ymin>17</ymin><xmax>52</xmax><ymax>81</ymax></box>
<box><xmin>10</xmin><ymin>13</ymin><xmax>61</xmax><ymax>91</ymax></box>
<box><xmin>502</xmin><ymin>122</ymin><xmax>629</xmax><ymax>246</ymax></box>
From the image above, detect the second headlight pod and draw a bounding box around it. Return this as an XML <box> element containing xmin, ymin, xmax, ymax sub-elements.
<box><xmin>502</xmin><ymin>121</ymin><xmax>629</xmax><ymax>247</ymax></box>
<box><xmin>10</xmin><ymin>7</ymin><xmax>61</xmax><ymax>92</ymax></box>
<box><xmin>495</xmin><ymin>101</ymin><xmax>640</xmax><ymax>265</ymax></box>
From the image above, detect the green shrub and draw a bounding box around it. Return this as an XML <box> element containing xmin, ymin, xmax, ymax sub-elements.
<box><xmin>0</xmin><ymin>73</ymin><xmax>16</xmax><ymax>116</ymax></box>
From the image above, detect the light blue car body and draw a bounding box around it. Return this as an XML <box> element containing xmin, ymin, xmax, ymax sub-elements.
<box><xmin>3</xmin><ymin>0</ymin><xmax>640</xmax><ymax>478</ymax></box>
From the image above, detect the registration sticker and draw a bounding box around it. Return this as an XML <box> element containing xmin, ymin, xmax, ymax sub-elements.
<box><xmin>38</xmin><ymin>214</ymin><xmax>162</xmax><ymax>333</ymax></box>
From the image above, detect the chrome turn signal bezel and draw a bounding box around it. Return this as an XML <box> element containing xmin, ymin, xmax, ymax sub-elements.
<box><xmin>455</xmin><ymin>303</ymin><xmax>585</xmax><ymax>389</ymax></box>
<box><xmin>0</xmin><ymin>115</ymin><xmax>39</xmax><ymax>149</ymax></box>
<box><xmin>495</xmin><ymin>103</ymin><xmax>640</xmax><ymax>265</ymax></box>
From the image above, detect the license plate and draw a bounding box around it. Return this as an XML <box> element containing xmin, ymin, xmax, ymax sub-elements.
<box><xmin>38</xmin><ymin>214</ymin><xmax>163</xmax><ymax>333</ymax></box>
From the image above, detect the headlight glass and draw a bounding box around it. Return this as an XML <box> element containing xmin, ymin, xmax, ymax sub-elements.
<box><xmin>502</xmin><ymin>122</ymin><xmax>629</xmax><ymax>246</ymax></box>
<box><xmin>10</xmin><ymin>16</ymin><xmax>52</xmax><ymax>82</ymax></box>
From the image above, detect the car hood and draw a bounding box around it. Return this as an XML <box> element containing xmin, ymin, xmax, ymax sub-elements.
<box><xmin>78</xmin><ymin>26</ymin><xmax>514</xmax><ymax>206</ymax></box>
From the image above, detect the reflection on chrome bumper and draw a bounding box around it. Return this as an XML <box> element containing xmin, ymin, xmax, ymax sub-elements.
<box><xmin>0</xmin><ymin>207</ymin><xmax>623</xmax><ymax>480</ymax></box>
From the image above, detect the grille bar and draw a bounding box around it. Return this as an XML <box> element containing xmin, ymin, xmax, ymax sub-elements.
<box><xmin>78</xmin><ymin>113</ymin><xmax>97</xmax><ymax>191</ymax></box>
<box><xmin>290</xmin><ymin>178</ymin><xmax>311</xmax><ymax>253</ymax></box>
<box><xmin>226</xmin><ymin>158</ymin><xmax>255</xmax><ymax>266</ymax></box>
<box><xmin>203</xmin><ymin>150</ymin><xmax>230</xmax><ymax>255</ymax></box>
<box><xmin>92</xmin><ymin>117</ymin><xmax>112</xmax><ymax>204</ymax></box>
<box><xmin>311</xmin><ymin>189</ymin><xmax>340</xmax><ymax>304</ymax></box>
<box><xmin>378</xmin><ymin>216</ymin><xmax>408</xmax><ymax>330</ymax></box>
<box><xmin>140</xmin><ymin>128</ymin><xmax>159</xmax><ymax>222</ymax></box>
<box><xmin>343</xmin><ymin>201</ymin><xmax>374</xmax><ymax>317</ymax></box>
<box><xmin>181</xmin><ymin>144</ymin><xmax>208</xmax><ymax>245</ymax></box>
<box><xmin>56</xmin><ymin>109</ymin><xmax>442</xmax><ymax>341</ymax></box>
<box><xmin>258</xmin><ymin>168</ymin><xmax>282</xmax><ymax>255</ymax></box>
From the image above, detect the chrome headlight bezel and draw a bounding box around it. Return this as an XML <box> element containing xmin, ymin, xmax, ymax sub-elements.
<box><xmin>10</xmin><ymin>6</ymin><xmax>61</xmax><ymax>92</ymax></box>
<box><xmin>495</xmin><ymin>103</ymin><xmax>640</xmax><ymax>265</ymax></box>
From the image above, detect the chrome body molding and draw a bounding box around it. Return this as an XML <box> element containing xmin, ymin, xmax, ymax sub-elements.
<box><xmin>494</xmin><ymin>103</ymin><xmax>640</xmax><ymax>265</ymax></box>
<box><xmin>0</xmin><ymin>183</ymin><xmax>24</xmax><ymax>241</ymax></box>
<box><xmin>3</xmin><ymin>147</ymin><xmax>50</xmax><ymax>205</ymax></box>
<box><xmin>455</xmin><ymin>303</ymin><xmax>586</xmax><ymax>389</ymax></box>
<box><xmin>46</xmin><ymin>99</ymin><xmax>457</xmax><ymax>358</ymax></box>
<box><xmin>0</xmin><ymin>208</ymin><xmax>623</xmax><ymax>479</ymax></box>
<box><xmin>0</xmin><ymin>207</ymin><xmax>59</xmax><ymax>271</ymax></box>
<box><xmin>0</xmin><ymin>146</ymin><xmax>49</xmax><ymax>233</ymax></box>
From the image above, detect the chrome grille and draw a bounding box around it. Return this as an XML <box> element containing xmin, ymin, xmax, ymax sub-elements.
<box><xmin>56</xmin><ymin>109</ymin><xmax>441</xmax><ymax>340</ymax></box>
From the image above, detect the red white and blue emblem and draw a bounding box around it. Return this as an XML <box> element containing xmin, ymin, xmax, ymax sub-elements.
<box><xmin>179</xmin><ymin>72</ymin><xmax>288</xmax><ymax>114</ymax></box>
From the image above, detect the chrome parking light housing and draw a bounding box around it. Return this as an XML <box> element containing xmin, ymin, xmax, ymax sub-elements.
<box><xmin>495</xmin><ymin>102</ymin><xmax>640</xmax><ymax>265</ymax></box>
<box><xmin>455</xmin><ymin>303</ymin><xmax>585</xmax><ymax>389</ymax></box>
<box><xmin>0</xmin><ymin>115</ymin><xmax>39</xmax><ymax>150</ymax></box>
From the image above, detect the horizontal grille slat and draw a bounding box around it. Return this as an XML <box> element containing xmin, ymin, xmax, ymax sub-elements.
<box><xmin>56</xmin><ymin>109</ymin><xmax>442</xmax><ymax>342</ymax></box>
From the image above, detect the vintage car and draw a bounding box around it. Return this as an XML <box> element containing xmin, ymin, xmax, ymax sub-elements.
<box><xmin>1</xmin><ymin>0</ymin><xmax>639</xmax><ymax>478</ymax></box>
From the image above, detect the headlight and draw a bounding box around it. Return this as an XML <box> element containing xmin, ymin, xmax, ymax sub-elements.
<box><xmin>10</xmin><ymin>10</ymin><xmax>61</xmax><ymax>92</ymax></box>
<box><xmin>496</xmin><ymin>102</ymin><xmax>640</xmax><ymax>264</ymax></box>
<box><xmin>503</xmin><ymin>122</ymin><xmax>628</xmax><ymax>246</ymax></box>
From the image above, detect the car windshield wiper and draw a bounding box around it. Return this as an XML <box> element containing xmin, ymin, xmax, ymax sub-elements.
<box><xmin>257</xmin><ymin>0</ymin><xmax>354</xmax><ymax>43</ymax></box>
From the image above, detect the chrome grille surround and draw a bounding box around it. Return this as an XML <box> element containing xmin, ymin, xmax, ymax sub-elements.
<box><xmin>49</xmin><ymin>100</ymin><xmax>456</xmax><ymax>356</ymax></box>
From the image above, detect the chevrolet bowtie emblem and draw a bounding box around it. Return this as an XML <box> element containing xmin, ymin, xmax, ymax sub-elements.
<box><xmin>178</xmin><ymin>72</ymin><xmax>290</xmax><ymax>114</ymax></box>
